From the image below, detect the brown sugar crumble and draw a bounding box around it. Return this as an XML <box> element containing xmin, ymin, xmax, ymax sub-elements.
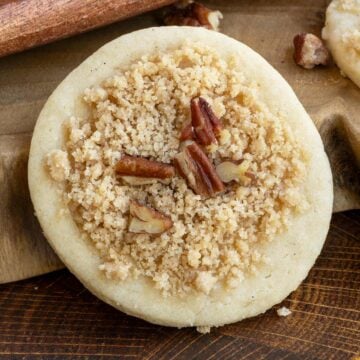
<box><xmin>46</xmin><ymin>42</ymin><xmax>308</xmax><ymax>297</ymax></box>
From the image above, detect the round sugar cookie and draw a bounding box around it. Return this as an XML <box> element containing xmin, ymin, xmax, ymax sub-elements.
<box><xmin>322</xmin><ymin>0</ymin><xmax>360</xmax><ymax>88</ymax></box>
<box><xmin>28</xmin><ymin>27</ymin><xmax>333</xmax><ymax>328</ymax></box>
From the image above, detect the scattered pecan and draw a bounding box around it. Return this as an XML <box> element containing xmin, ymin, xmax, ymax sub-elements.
<box><xmin>190</xmin><ymin>97</ymin><xmax>222</xmax><ymax>146</ymax></box>
<box><xmin>215</xmin><ymin>160</ymin><xmax>253</xmax><ymax>185</ymax></box>
<box><xmin>293</xmin><ymin>33</ymin><xmax>330</xmax><ymax>69</ymax></box>
<box><xmin>174</xmin><ymin>141</ymin><xmax>225</xmax><ymax>196</ymax></box>
<box><xmin>163</xmin><ymin>2</ymin><xmax>223</xmax><ymax>31</ymax></box>
<box><xmin>116</xmin><ymin>155</ymin><xmax>175</xmax><ymax>179</ymax></box>
<box><xmin>128</xmin><ymin>201</ymin><xmax>173</xmax><ymax>234</ymax></box>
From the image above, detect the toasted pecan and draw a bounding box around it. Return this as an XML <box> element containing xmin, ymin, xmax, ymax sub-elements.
<box><xmin>191</xmin><ymin>97</ymin><xmax>222</xmax><ymax>146</ymax></box>
<box><xmin>128</xmin><ymin>200</ymin><xmax>173</xmax><ymax>234</ymax></box>
<box><xmin>174</xmin><ymin>141</ymin><xmax>225</xmax><ymax>196</ymax></box>
<box><xmin>215</xmin><ymin>160</ymin><xmax>253</xmax><ymax>185</ymax></box>
<box><xmin>179</xmin><ymin>121</ymin><xmax>194</xmax><ymax>141</ymax></box>
<box><xmin>293</xmin><ymin>33</ymin><xmax>330</xmax><ymax>69</ymax></box>
<box><xmin>116</xmin><ymin>155</ymin><xmax>175</xmax><ymax>179</ymax></box>
<box><xmin>163</xmin><ymin>2</ymin><xmax>223</xmax><ymax>31</ymax></box>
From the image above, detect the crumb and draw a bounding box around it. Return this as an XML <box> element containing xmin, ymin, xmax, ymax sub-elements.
<box><xmin>342</xmin><ymin>29</ymin><xmax>360</xmax><ymax>55</ymax></box>
<box><xmin>46</xmin><ymin>149</ymin><xmax>70</xmax><ymax>182</ymax></box>
<box><xmin>340</xmin><ymin>69</ymin><xmax>347</xmax><ymax>78</ymax></box>
<box><xmin>337</xmin><ymin>0</ymin><xmax>359</xmax><ymax>12</ymax></box>
<box><xmin>196</xmin><ymin>325</ymin><xmax>211</xmax><ymax>334</ymax></box>
<box><xmin>195</xmin><ymin>272</ymin><xmax>217</xmax><ymax>294</ymax></box>
<box><xmin>277</xmin><ymin>306</ymin><xmax>292</xmax><ymax>317</ymax></box>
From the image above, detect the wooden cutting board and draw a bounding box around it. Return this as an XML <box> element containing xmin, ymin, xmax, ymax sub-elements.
<box><xmin>1</xmin><ymin>0</ymin><xmax>359</xmax><ymax>284</ymax></box>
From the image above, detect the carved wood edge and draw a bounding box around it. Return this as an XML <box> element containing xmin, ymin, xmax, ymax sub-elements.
<box><xmin>0</xmin><ymin>133</ymin><xmax>63</xmax><ymax>284</ymax></box>
<box><xmin>311</xmin><ymin>97</ymin><xmax>360</xmax><ymax>212</ymax></box>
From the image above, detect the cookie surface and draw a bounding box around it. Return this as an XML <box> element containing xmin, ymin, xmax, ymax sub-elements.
<box><xmin>28</xmin><ymin>27</ymin><xmax>333</xmax><ymax>328</ymax></box>
<box><xmin>322</xmin><ymin>0</ymin><xmax>360</xmax><ymax>87</ymax></box>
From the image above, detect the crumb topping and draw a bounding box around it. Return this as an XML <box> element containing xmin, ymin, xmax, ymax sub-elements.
<box><xmin>47</xmin><ymin>42</ymin><xmax>308</xmax><ymax>296</ymax></box>
<box><xmin>342</xmin><ymin>29</ymin><xmax>360</xmax><ymax>54</ymax></box>
<box><xmin>336</xmin><ymin>0</ymin><xmax>360</xmax><ymax>12</ymax></box>
<box><xmin>46</xmin><ymin>150</ymin><xmax>70</xmax><ymax>182</ymax></box>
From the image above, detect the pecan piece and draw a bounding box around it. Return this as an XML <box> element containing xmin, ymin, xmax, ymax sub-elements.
<box><xmin>121</xmin><ymin>176</ymin><xmax>169</xmax><ymax>186</ymax></box>
<box><xmin>215</xmin><ymin>160</ymin><xmax>253</xmax><ymax>185</ymax></box>
<box><xmin>174</xmin><ymin>141</ymin><xmax>225</xmax><ymax>196</ymax></box>
<box><xmin>293</xmin><ymin>33</ymin><xmax>330</xmax><ymax>69</ymax></box>
<box><xmin>116</xmin><ymin>155</ymin><xmax>175</xmax><ymax>179</ymax></box>
<box><xmin>128</xmin><ymin>201</ymin><xmax>173</xmax><ymax>234</ymax></box>
<box><xmin>180</xmin><ymin>121</ymin><xmax>194</xmax><ymax>141</ymax></box>
<box><xmin>191</xmin><ymin>97</ymin><xmax>222</xmax><ymax>146</ymax></box>
<box><xmin>163</xmin><ymin>2</ymin><xmax>223</xmax><ymax>31</ymax></box>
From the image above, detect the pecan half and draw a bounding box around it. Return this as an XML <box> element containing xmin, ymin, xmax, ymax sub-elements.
<box><xmin>163</xmin><ymin>2</ymin><xmax>223</xmax><ymax>31</ymax></box>
<box><xmin>116</xmin><ymin>155</ymin><xmax>175</xmax><ymax>179</ymax></box>
<box><xmin>293</xmin><ymin>33</ymin><xmax>330</xmax><ymax>69</ymax></box>
<box><xmin>190</xmin><ymin>97</ymin><xmax>222</xmax><ymax>146</ymax></box>
<box><xmin>128</xmin><ymin>201</ymin><xmax>173</xmax><ymax>234</ymax></box>
<box><xmin>174</xmin><ymin>141</ymin><xmax>225</xmax><ymax>196</ymax></box>
<box><xmin>215</xmin><ymin>160</ymin><xmax>253</xmax><ymax>185</ymax></box>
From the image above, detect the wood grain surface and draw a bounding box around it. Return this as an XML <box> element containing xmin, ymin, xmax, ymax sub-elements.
<box><xmin>0</xmin><ymin>0</ymin><xmax>175</xmax><ymax>57</ymax></box>
<box><xmin>0</xmin><ymin>211</ymin><xmax>359</xmax><ymax>359</ymax></box>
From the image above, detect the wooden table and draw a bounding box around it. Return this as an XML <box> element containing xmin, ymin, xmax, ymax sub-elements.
<box><xmin>0</xmin><ymin>1</ymin><xmax>359</xmax><ymax>358</ymax></box>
